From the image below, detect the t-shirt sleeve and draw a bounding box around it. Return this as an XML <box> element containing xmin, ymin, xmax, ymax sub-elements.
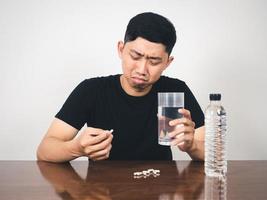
<box><xmin>55</xmin><ymin>80</ymin><xmax>94</xmax><ymax>130</ymax></box>
<box><xmin>184</xmin><ymin>83</ymin><xmax>204</xmax><ymax>129</ymax></box>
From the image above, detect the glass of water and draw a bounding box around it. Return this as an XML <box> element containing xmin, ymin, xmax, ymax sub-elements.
<box><xmin>158</xmin><ymin>92</ymin><xmax>184</xmax><ymax>145</ymax></box>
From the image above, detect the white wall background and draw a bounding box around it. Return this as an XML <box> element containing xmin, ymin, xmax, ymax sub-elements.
<box><xmin>0</xmin><ymin>0</ymin><xmax>266</xmax><ymax>160</ymax></box>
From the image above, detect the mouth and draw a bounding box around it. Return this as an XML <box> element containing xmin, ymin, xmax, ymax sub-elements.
<box><xmin>131</xmin><ymin>77</ymin><xmax>148</xmax><ymax>84</ymax></box>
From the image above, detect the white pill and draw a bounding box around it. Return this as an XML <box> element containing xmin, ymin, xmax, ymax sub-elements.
<box><xmin>134</xmin><ymin>175</ymin><xmax>142</xmax><ymax>179</ymax></box>
<box><xmin>134</xmin><ymin>172</ymin><xmax>142</xmax><ymax>176</ymax></box>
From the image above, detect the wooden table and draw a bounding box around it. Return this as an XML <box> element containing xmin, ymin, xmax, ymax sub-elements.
<box><xmin>0</xmin><ymin>161</ymin><xmax>266</xmax><ymax>200</ymax></box>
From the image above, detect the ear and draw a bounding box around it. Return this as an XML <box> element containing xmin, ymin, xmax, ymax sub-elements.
<box><xmin>164</xmin><ymin>56</ymin><xmax>174</xmax><ymax>70</ymax></box>
<box><xmin>117</xmin><ymin>41</ymin><xmax>124</xmax><ymax>59</ymax></box>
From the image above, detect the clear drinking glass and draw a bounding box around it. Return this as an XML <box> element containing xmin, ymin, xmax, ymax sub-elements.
<box><xmin>158</xmin><ymin>92</ymin><xmax>184</xmax><ymax>145</ymax></box>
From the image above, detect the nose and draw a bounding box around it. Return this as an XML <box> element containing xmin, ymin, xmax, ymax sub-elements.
<box><xmin>136</xmin><ymin>59</ymin><xmax>148</xmax><ymax>76</ymax></box>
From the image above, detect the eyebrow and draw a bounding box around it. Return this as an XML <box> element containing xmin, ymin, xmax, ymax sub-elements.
<box><xmin>130</xmin><ymin>49</ymin><xmax>162</xmax><ymax>61</ymax></box>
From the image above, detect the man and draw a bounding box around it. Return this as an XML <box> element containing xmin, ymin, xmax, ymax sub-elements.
<box><xmin>37</xmin><ymin>12</ymin><xmax>205</xmax><ymax>162</ymax></box>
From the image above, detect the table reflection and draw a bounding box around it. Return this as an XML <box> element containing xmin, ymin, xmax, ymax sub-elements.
<box><xmin>205</xmin><ymin>176</ymin><xmax>227</xmax><ymax>200</ymax></box>
<box><xmin>38</xmin><ymin>160</ymin><xmax>207</xmax><ymax>200</ymax></box>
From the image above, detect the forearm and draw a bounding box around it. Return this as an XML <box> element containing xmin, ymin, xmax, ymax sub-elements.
<box><xmin>187</xmin><ymin>126</ymin><xmax>205</xmax><ymax>161</ymax></box>
<box><xmin>187</xmin><ymin>139</ymin><xmax>204</xmax><ymax>161</ymax></box>
<box><xmin>37</xmin><ymin>137</ymin><xmax>83</xmax><ymax>163</ymax></box>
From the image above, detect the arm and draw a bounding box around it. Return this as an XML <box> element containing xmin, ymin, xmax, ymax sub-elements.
<box><xmin>185</xmin><ymin>126</ymin><xmax>205</xmax><ymax>160</ymax></box>
<box><xmin>37</xmin><ymin>118</ymin><xmax>113</xmax><ymax>163</ymax></box>
<box><xmin>37</xmin><ymin>118</ymin><xmax>81</xmax><ymax>162</ymax></box>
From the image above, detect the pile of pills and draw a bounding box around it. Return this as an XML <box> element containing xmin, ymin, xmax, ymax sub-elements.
<box><xmin>133</xmin><ymin>168</ymin><xmax>160</xmax><ymax>179</ymax></box>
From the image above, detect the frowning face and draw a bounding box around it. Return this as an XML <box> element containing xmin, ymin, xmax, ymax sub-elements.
<box><xmin>118</xmin><ymin>37</ymin><xmax>174</xmax><ymax>96</ymax></box>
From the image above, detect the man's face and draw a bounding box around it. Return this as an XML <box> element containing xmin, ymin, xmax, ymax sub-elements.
<box><xmin>118</xmin><ymin>37</ymin><xmax>173</xmax><ymax>96</ymax></box>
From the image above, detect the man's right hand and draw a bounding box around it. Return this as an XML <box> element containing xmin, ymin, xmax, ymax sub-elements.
<box><xmin>37</xmin><ymin>118</ymin><xmax>114</xmax><ymax>162</ymax></box>
<box><xmin>75</xmin><ymin>127</ymin><xmax>113</xmax><ymax>161</ymax></box>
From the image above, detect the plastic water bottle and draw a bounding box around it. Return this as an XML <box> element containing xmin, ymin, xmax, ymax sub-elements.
<box><xmin>205</xmin><ymin>176</ymin><xmax>227</xmax><ymax>200</ymax></box>
<box><xmin>205</xmin><ymin>93</ymin><xmax>227</xmax><ymax>177</ymax></box>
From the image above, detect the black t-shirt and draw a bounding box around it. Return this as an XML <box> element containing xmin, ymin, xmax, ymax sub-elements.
<box><xmin>55</xmin><ymin>75</ymin><xmax>204</xmax><ymax>160</ymax></box>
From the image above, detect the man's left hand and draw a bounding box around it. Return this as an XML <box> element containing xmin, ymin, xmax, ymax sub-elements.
<box><xmin>168</xmin><ymin>108</ymin><xmax>196</xmax><ymax>152</ymax></box>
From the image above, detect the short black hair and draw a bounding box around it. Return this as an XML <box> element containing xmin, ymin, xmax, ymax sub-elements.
<box><xmin>124</xmin><ymin>12</ymin><xmax>176</xmax><ymax>55</ymax></box>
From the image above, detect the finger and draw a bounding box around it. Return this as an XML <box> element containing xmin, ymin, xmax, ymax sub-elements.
<box><xmin>89</xmin><ymin>144</ymin><xmax>112</xmax><ymax>159</ymax></box>
<box><xmin>178</xmin><ymin>108</ymin><xmax>192</xmax><ymax>120</ymax></box>
<box><xmin>91</xmin><ymin>154</ymin><xmax>109</xmax><ymax>161</ymax></box>
<box><xmin>173</xmin><ymin>139</ymin><xmax>190</xmax><ymax>151</ymax></box>
<box><xmin>171</xmin><ymin>133</ymin><xmax>184</xmax><ymax>146</ymax></box>
<box><xmin>85</xmin><ymin>127</ymin><xmax>109</xmax><ymax>136</ymax></box>
<box><xmin>184</xmin><ymin>132</ymin><xmax>194</xmax><ymax>144</ymax></box>
<box><xmin>84</xmin><ymin>134</ymin><xmax>113</xmax><ymax>155</ymax></box>
<box><xmin>176</xmin><ymin>131</ymin><xmax>195</xmax><ymax>151</ymax></box>
<box><xmin>168</xmin><ymin>124</ymin><xmax>195</xmax><ymax>138</ymax></box>
<box><xmin>169</xmin><ymin>118</ymin><xmax>195</xmax><ymax>128</ymax></box>
<box><xmin>84</xmin><ymin>134</ymin><xmax>112</xmax><ymax>154</ymax></box>
<box><xmin>168</xmin><ymin>126</ymin><xmax>185</xmax><ymax>138</ymax></box>
<box><xmin>90</xmin><ymin>149</ymin><xmax>111</xmax><ymax>161</ymax></box>
<box><xmin>81</xmin><ymin>131</ymin><xmax>111</xmax><ymax>147</ymax></box>
<box><xmin>177</xmin><ymin>142</ymin><xmax>186</xmax><ymax>151</ymax></box>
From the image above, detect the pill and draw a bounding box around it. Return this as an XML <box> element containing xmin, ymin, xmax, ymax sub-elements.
<box><xmin>133</xmin><ymin>169</ymin><xmax>160</xmax><ymax>178</ymax></box>
<box><xmin>143</xmin><ymin>170</ymin><xmax>150</xmax><ymax>175</ymax></box>
<box><xmin>134</xmin><ymin>172</ymin><xmax>142</xmax><ymax>176</ymax></box>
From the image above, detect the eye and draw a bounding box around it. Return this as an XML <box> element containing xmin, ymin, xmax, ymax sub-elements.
<box><xmin>150</xmin><ymin>60</ymin><xmax>161</xmax><ymax>66</ymax></box>
<box><xmin>130</xmin><ymin>53</ymin><xmax>140</xmax><ymax>60</ymax></box>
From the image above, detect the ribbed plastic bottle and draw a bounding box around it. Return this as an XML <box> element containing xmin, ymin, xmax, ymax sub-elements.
<box><xmin>205</xmin><ymin>93</ymin><xmax>227</xmax><ymax>177</ymax></box>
